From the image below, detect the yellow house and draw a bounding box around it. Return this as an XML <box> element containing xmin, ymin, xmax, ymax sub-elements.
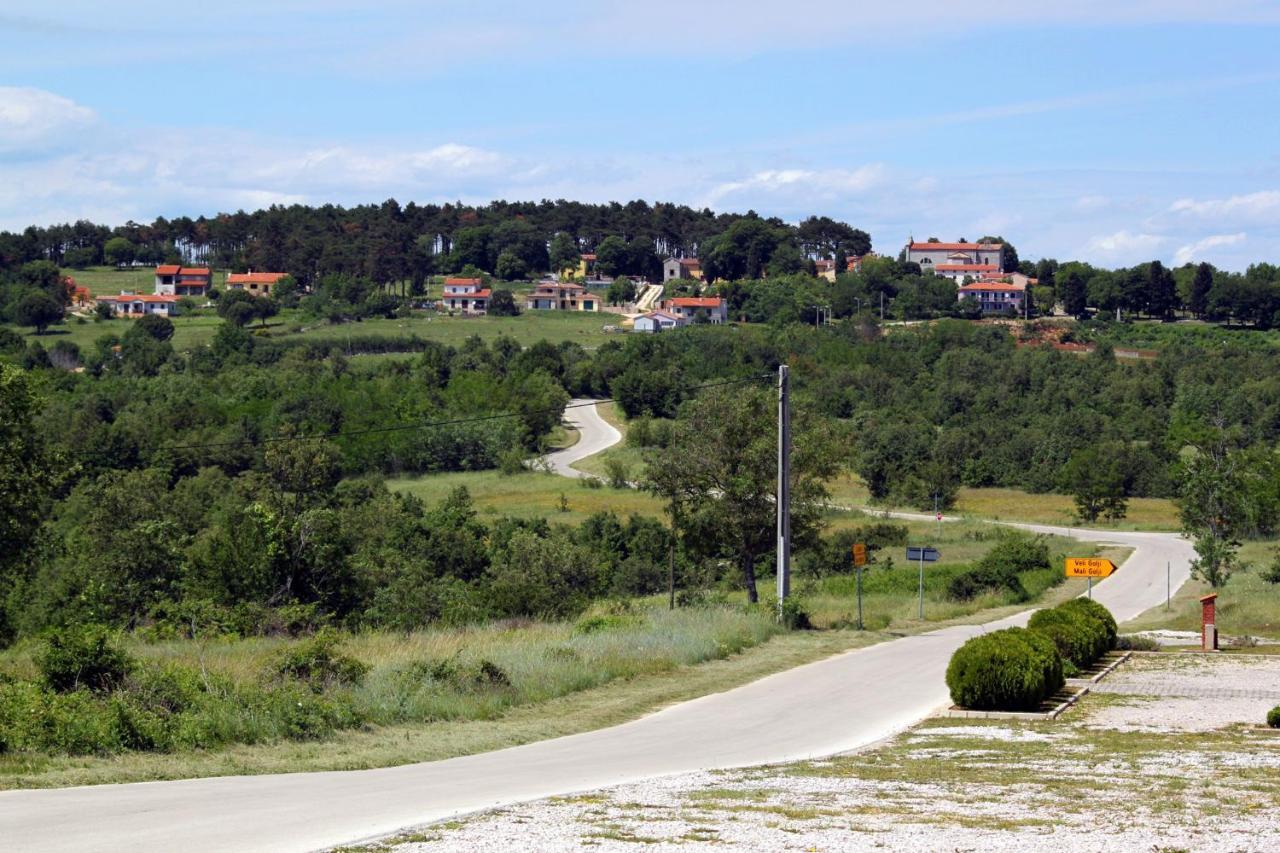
<box><xmin>560</xmin><ymin>253</ymin><xmax>597</xmax><ymax>281</ymax></box>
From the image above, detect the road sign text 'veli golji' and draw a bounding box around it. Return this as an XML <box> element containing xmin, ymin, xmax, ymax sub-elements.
<box><xmin>1065</xmin><ymin>557</ymin><xmax>1116</xmax><ymax>578</ymax></box>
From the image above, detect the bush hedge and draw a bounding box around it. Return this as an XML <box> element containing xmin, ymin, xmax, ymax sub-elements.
<box><xmin>1268</xmin><ymin>706</ymin><xmax>1280</xmax><ymax>729</ymax></box>
<box><xmin>945</xmin><ymin>627</ymin><xmax>1064</xmax><ymax>712</ymax></box>
<box><xmin>1027</xmin><ymin>606</ymin><xmax>1108</xmax><ymax>668</ymax></box>
<box><xmin>1059</xmin><ymin>598</ymin><xmax>1118</xmax><ymax>649</ymax></box>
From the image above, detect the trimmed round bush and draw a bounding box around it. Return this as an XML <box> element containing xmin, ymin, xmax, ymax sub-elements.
<box><xmin>1028</xmin><ymin>606</ymin><xmax>1107</xmax><ymax>667</ymax></box>
<box><xmin>1268</xmin><ymin>706</ymin><xmax>1280</xmax><ymax>729</ymax></box>
<box><xmin>946</xmin><ymin>627</ymin><xmax>1063</xmax><ymax>712</ymax></box>
<box><xmin>1059</xmin><ymin>598</ymin><xmax>1118</xmax><ymax>650</ymax></box>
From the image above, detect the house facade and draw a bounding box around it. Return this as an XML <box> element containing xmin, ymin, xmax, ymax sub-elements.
<box><xmin>957</xmin><ymin>281</ymin><xmax>1025</xmax><ymax>314</ymax></box>
<box><xmin>99</xmin><ymin>292</ymin><xmax>181</xmax><ymax>317</ymax></box>
<box><xmin>226</xmin><ymin>271</ymin><xmax>288</xmax><ymax>296</ymax></box>
<box><xmin>663</xmin><ymin>296</ymin><xmax>727</xmax><ymax>324</ymax></box>
<box><xmin>905</xmin><ymin>241</ymin><xmax>1004</xmax><ymax>278</ymax></box>
<box><xmin>560</xmin><ymin>253</ymin><xmax>597</xmax><ymax>281</ymax></box>
<box><xmin>632</xmin><ymin>310</ymin><xmax>687</xmax><ymax>333</ymax></box>
<box><xmin>440</xmin><ymin>277</ymin><xmax>491</xmax><ymax>314</ymax></box>
<box><xmin>526</xmin><ymin>282</ymin><xmax>599</xmax><ymax>311</ymax></box>
<box><xmin>154</xmin><ymin>265</ymin><xmax>212</xmax><ymax>297</ymax></box>
<box><xmin>662</xmin><ymin>257</ymin><xmax>703</xmax><ymax>282</ymax></box>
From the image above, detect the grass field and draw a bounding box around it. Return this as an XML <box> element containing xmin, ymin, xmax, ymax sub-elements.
<box><xmin>388</xmin><ymin>469</ymin><xmax>667</xmax><ymax>525</ymax></box>
<box><xmin>1123</xmin><ymin>538</ymin><xmax>1280</xmax><ymax>640</ymax></box>
<box><xmin>64</xmin><ymin>265</ymin><xmax>175</xmax><ymax>296</ymax></box>
<box><xmin>10</xmin><ymin>305</ymin><xmax>630</xmax><ymax>357</ymax></box>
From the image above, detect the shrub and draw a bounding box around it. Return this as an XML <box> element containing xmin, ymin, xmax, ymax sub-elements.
<box><xmin>37</xmin><ymin>625</ymin><xmax>135</xmax><ymax>694</ymax></box>
<box><xmin>1115</xmin><ymin>633</ymin><xmax>1160</xmax><ymax>651</ymax></box>
<box><xmin>1027</xmin><ymin>606</ymin><xmax>1107</xmax><ymax>667</ymax></box>
<box><xmin>403</xmin><ymin>656</ymin><xmax>511</xmax><ymax>691</ymax></box>
<box><xmin>270</xmin><ymin>631</ymin><xmax>369</xmax><ymax>693</ymax></box>
<box><xmin>945</xmin><ymin>627</ymin><xmax>1063</xmax><ymax>711</ymax></box>
<box><xmin>1268</xmin><ymin>706</ymin><xmax>1280</xmax><ymax>729</ymax></box>
<box><xmin>1059</xmin><ymin>598</ymin><xmax>1118</xmax><ymax>650</ymax></box>
<box><xmin>603</xmin><ymin>457</ymin><xmax>631</xmax><ymax>489</ymax></box>
<box><xmin>947</xmin><ymin>562</ymin><xmax>1027</xmax><ymax>602</ymax></box>
<box><xmin>779</xmin><ymin>597</ymin><xmax>813</xmax><ymax>630</ymax></box>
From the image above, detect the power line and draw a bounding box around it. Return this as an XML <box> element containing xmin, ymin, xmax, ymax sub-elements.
<box><xmin>144</xmin><ymin>372</ymin><xmax>774</xmax><ymax>455</ymax></box>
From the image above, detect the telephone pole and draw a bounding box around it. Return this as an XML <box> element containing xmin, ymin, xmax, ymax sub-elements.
<box><xmin>776</xmin><ymin>364</ymin><xmax>791</xmax><ymax>617</ymax></box>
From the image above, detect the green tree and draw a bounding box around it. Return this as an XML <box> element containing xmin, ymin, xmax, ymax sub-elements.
<box><xmin>15</xmin><ymin>291</ymin><xmax>63</xmax><ymax>334</ymax></box>
<box><xmin>494</xmin><ymin>250</ymin><xmax>529</xmax><ymax>282</ymax></box>
<box><xmin>644</xmin><ymin>386</ymin><xmax>839</xmax><ymax>603</ymax></box>
<box><xmin>594</xmin><ymin>236</ymin><xmax>628</xmax><ymax>278</ymax></box>
<box><xmin>607</xmin><ymin>277</ymin><xmax>637</xmax><ymax>305</ymax></box>
<box><xmin>133</xmin><ymin>313</ymin><xmax>174</xmax><ymax>342</ymax></box>
<box><xmin>548</xmin><ymin>232</ymin><xmax>580</xmax><ymax>274</ymax></box>
<box><xmin>217</xmin><ymin>289</ymin><xmax>257</xmax><ymax>326</ymax></box>
<box><xmin>1180</xmin><ymin>440</ymin><xmax>1247</xmax><ymax>588</ymax></box>
<box><xmin>103</xmin><ymin>237</ymin><xmax>137</xmax><ymax>268</ymax></box>
<box><xmin>1062</xmin><ymin>445</ymin><xmax>1128</xmax><ymax>523</ymax></box>
<box><xmin>1146</xmin><ymin>260</ymin><xmax>1177</xmax><ymax>319</ymax></box>
<box><xmin>1189</xmin><ymin>262</ymin><xmax>1213</xmax><ymax>318</ymax></box>
<box><xmin>1057</xmin><ymin>264</ymin><xmax>1089</xmax><ymax>318</ymax></box>
<box><xmin>488</xmin><ymin>289</ymin><xmax>520</xmax><ymax>316</ymax></box>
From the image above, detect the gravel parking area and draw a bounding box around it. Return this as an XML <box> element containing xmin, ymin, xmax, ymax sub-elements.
<box><xmin>363</xmin><ymin>654</ymin><xmax>1280</xmax><ymax>852</ymax></box>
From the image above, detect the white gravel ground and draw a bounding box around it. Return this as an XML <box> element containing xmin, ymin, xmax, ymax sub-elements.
<box><xmin>368</xmin><ymin>654</ymin><xmax>1280</xmax><ymax>853</ymax></box>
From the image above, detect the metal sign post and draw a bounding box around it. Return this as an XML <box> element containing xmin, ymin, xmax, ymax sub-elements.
<box><xmin>906</xmin><ymin>547</ymin><xmax>940</xmax><ymax>620</ymax></box>
<box><xmin>1166</xmin><ymin>561</ymin><xmax>1171</xmax><ymax>611</ymax></box>
<box><xmin>776</xmin><ymin>365</ymin><xmax>790</xmax><ymax>620</ymax></box>
<box><xmin>852</xmin><ymin>543</ymin><xmax>868</xmax><ymax>630</ymax></box>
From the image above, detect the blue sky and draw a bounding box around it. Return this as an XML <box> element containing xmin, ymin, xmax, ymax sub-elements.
<box><xmin>2</xmin><ymin>1</ymin><xmax>1279</xmax><ymax>269</ymax></box>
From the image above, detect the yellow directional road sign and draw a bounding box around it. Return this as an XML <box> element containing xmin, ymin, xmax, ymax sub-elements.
<box><xmin>1065</xmin><ymin>557</ymin><xmax>1116</xmax><ymax>578</ymax></box>
<box><xmin>852</xmin><ymin>543</ymin><xmax>868</xmax><ymax>567</ymax></box>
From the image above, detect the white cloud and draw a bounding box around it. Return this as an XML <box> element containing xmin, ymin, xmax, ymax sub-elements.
<box><xmin>704</xmin><ymin>165</ymin><xmax>887</xmax><ymax>208</ymax></box>
<box><xmin>1084</xmin><ymin>230</ymin><xmax>1166</xmax><ymax>263</ymax></box>
<box><xmin>1173</xmin><ymin>232</ymin><xmax>1247</xmax><ymax>266</ymax></box>
<box><xmin>1169</xmin><ymin>190</ymin><xmax>1280</xmax><ymax>219</ymax></box>
<box><xmin>0</xmin><ymin>86</ymin><xmax>96</xmax><ymax>154</ymax></box>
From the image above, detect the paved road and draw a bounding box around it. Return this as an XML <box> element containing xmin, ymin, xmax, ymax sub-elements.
<box><xmin>541</xmin><ymin>399</ymin><xmax>622</xmax><ymax>478</ymax></box>
<box><xmin>0</xmin><ymin>406</ymin><xmax>1194</xmax><ymax>852</ymax></box>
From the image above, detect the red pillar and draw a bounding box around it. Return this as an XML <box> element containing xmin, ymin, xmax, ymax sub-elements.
<box><xmin>1199</xmin><ymin>593</ymin><xmax>1218</xmax><ymax>651</ymax></box>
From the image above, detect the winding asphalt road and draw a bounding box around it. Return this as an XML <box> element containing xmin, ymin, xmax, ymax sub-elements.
<box><xmin>0</xmin><ymin>403</ymin><xmax>1194</xmax><ymax>852</ymax></box>
<box><xmin>542</xmin><ymin>399</ymin><xmax>622</xmax><ymax>478</ymax></box>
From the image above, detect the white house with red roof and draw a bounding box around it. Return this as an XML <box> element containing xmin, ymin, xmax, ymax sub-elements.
<box><xmin>905</xmin><ymin>240</ymin><xmax>1004</xmax><ymax>282</ymax></box>
<box><xmin>100</xmin><ymin>292</ymin><xmax>181</xmax><ymax>317</ymax></box>
<box><xmin>632</xmin><ymin>309</ymin><xmax>687</xmax><ymax>333</ymax></box>
<box><xmin>226</xmin><ymin>271</ymin><xmax>289</xmax><ymax>297</ymax></box>
<box><xmin>154</xmin><ymin>265</ymin><xmax>212</xmax><ymax>297</ymax></box>
<box><xmin>662</xmin><ymin>296</ymin><xmax>727</xmax><ymax>324</ymax></box>
<box><xmin>441</xmin><ymin>277</ymin><xmax>491</xmax><ymax>314</ymax></box>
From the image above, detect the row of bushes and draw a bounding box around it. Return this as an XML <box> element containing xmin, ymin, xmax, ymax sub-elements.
<box><xmin>945</xmin><ymin>598</ymin><xmax>1118</xmax><ymax>711</ymax></box>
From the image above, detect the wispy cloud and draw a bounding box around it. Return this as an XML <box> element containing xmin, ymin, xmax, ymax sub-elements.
<box><xmin>0</xmin><ymin>86</ymin><xmax>96</xmax><ymax>155</ymax></box>
<box><xmin>1170</xmin><ymin>190</ymin><xmax>1280</xmax><ymax>220</ymax></box>
<box><xmin>1173</xmin><ymin>232</ymin><xmax>1247</xmax><ymax>265</ymax></box>
<box><xmin>1084</xmin><ymin>230</ymin><xmax>1166</xmax><ymax>264</ymax></box>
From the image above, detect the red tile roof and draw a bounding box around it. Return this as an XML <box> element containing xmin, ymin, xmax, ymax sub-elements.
<box><xmin>670</xmin><ymin>297</ymin><xmax>723</xmax><ymax>308</ymax></box>
<box><xmin>678</xmin><ymin>258</ymin><xmax>701</xmax><ymax>267</ymax></box>
<box><xmin>937</xmin><ymin>264</ymin><xmax>1000</xmax><ymax>272</ymax></box>
<box><xmin>100</xmin><ymin>293</ymin><xmax>179</xmax><ymax>303</ymax></box>
<box><xmin>444</xmin><ymin>277</ymin><xmax>483</xmax><ymax>286</ymax></box>
<box><xmin>911</xmin><ymin>242</ymin><xmax>1002</xmax><ymax>251</ymax></box>
<box><xmin>155</xmin><ymin>265</ymin><xmax>180</xmax><ymax>275</ymax></box>
<box><xmin>580</xmin><ymin>253</ymin><xmax>597</xmax><ymax>261</ymax></box>
<box><xmin>959</xmin><ymin>282</ymin><xmax>1024</xmax><ymax>292</ymax></box>
<box><xmin>178</xmin><ymin>267</ymin><xmax>211</xmax><ymax>277</ymax></box>
<box><xmin>227</xmin><ymin>272</ymin><xmax>287</xmax><ymax>285</ymax></box>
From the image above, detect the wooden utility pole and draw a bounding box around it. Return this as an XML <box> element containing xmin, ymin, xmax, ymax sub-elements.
<box><xmin>776</xmin><ymin>364</ymin><xmax>791</xmax><ymax>617</ymax></box>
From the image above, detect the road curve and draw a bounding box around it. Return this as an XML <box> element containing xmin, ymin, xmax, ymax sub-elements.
<box><xmin>541</xmin><ymin>399</ymin><xmax>622</xmax><ymax>478</ymax></box>
<box><xmin>0</xmin><ymin>413</ymin><xmax>1194</xmax><ymax>852</ymax></box>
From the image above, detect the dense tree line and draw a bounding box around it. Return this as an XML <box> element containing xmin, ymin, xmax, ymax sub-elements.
<box><xmin>0</xmin><ymin>201</ymin><xmax>869</xmax><ymax>290</ymax></box>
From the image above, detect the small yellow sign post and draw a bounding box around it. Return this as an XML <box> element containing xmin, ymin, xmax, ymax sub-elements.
<box><xmin>851</xmin><ymin>544</ymin><xmax>868</xmax><ymax>629</ymax></box>
<box><xmin>1066</xmin><ymin>557</ymin><xmax>1115</xmax><ymax>598</ymax></box>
